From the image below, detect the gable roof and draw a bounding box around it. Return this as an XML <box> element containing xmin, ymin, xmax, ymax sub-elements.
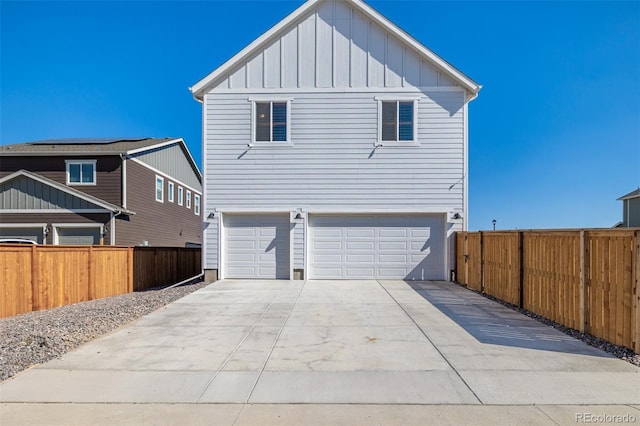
<box><xmin>0</xmin><ymin>137</ymin><xmax>202</xmax><ymax>182</ymax></box>
<box><xmin>190</xmin><ymin>0</ymin><xmax>481</xmax><ymax>101</ymax></box>
<box><xmin>618</xmin><ymin>188</ymin><xmax>640</xmax><ymax>201</ymax></box>
<box><xmin>0</xmin><ymin>170</ymin><xmax>135</xmax><ymax>215</ymax></box>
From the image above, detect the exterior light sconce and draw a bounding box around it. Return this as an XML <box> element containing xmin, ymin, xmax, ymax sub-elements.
<box><xmin>207</xmin><ymin>212</ymin><xmax>216</xmax><ymax>220</ymax></box>
<box><xmin>452</xmin><ymin>212</ymin><xmax>462</xmax><ymax>220</ymax></box>
<box><xmin>295</xmin><ymin>212</ymin><xmax>302</xmax><ymax>220</ymax></box>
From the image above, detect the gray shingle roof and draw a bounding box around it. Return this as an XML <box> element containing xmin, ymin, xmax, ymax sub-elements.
<box><xmin>617</xmin><ymin>188</ymin><xmax>640</xmax><ymax>200</ymax></box>
<box><xmin>0</xmin><ymin>138</ymin><xmax>176</xmax><ymax>154</ymax></box>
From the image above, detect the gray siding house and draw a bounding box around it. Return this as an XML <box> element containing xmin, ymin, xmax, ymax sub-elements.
<box><xmin>618</xmin><ymin>189</ymin><xmax>640</xmax><ymax>227</ymax></box>
<box><xmin>0</xmin><ymin>138</ymin><xmax>202</xmax><ymax>247</ymax></box>
<box><xmin>191</xmin><ymin>0</ymin><xmax>481</xmax><ymax>281</ymax></box>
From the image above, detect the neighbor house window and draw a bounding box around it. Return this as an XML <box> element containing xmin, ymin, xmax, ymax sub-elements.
<box><xmin>251</xmin><ymin>99</ymin><xmax>292</xmax><ymax>143</ymax></box>
<box><xmin>186</xmin><ymin>190</ymin><xmax>191</xmax><ymax>209</ymax></box>
<box><xmin>380</xmin><ymin>100</ymin><xmax>416</xmax><ymax>142</ymax></box>
<box><xmin>167</xmin><ymin>181</ymin><xmax>174</xmax><ymax>203</ymax></box>
<box><xmin>194</xmin><ymin>194</ymin><xmax>200</xmax><ymax>216</ymax></box>
<box><xmin>178</xmin><ymin>186</ymin><xmax>184</xmax><ymax>206</ymax></box>
<box><xmin>65</xmin><ymin>160</ymin><xmax>96</xmax><ymax>185</ymax></box>
<box><xmin>155</xmin><ymin>176</ymin><xmax>164</xmax><ymax>202</ymax></box>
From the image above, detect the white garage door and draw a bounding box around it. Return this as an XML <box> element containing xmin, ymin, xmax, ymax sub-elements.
<box><xmin>0</xmin><ymin>227</ymin><xmax>44</xmax><ymax>244</ymax></box>
<box><xmin>224</xmin><ymin>214</ymin><xmax>290</xmax><ymax>279</ymax></box>
<box><xmin>309</xmin><ymin>215</ymin><xmax>445</xmax><ymax>280</ymax></box>
<box><xmin>56</xmin><ymin>227</ymin><xmax>101</xmax><ymax>245</ymax></box>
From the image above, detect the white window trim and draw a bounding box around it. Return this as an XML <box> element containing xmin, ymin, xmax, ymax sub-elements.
<box><xmin>194</xmin><ymin>194</ymin><xmax>200</xmax><ymax>216</ymax></box>
<box><xmin>65</xmin><ymin>160</ymin><xmax>97</xmax><ymax>186</ymax></box>
<box><xmin>186</xmin><ymin>190</ymin><xmax>191</xmax><ymax>209</ymax></box>
<box><xmin>375</xmin><ymin>97</ymin><xmax>420</xmax><ymax>146</ymax></box>
<box><xmin>167</xmin><ymin>181</ymin><xmax>174</xmax><ymax>203</ymax></box>
<box><xmin>249</xmin><ymin>97</ymin><xmax>293</xmax><ymax>146</ymax></box>
<box><xmin>155</xmin><ymin>175</ymin><xmax>164</xmax><ymax>203</ymax></box>
<box><xmin>178</xmin><ymin>186</ymin><xmax>184</xmax><ymax>206</ymax></box>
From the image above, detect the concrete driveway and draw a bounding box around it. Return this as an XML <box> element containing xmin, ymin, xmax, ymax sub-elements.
<box><xmin>1</xmin><ymin>279</ymin><xmax>639</xmax><ymax>425</ymax></box>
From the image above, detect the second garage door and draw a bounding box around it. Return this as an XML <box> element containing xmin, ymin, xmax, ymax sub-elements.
<box><xmin>309</xmin><ymin>214</ymin><xmax>445</xmax><ymax>280</ymax></box>
<box><xmin>224</xmin><ymin>214</ymin><xmax>290</xmax><ymax>279</ymax></box>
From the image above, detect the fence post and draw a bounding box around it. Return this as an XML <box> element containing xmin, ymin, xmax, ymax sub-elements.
<box><xmin>463</xmin><ymin>234</ymin><xmax>468</xmax><ymax>285</ymax></box>
<box><xmin>128</xmin><ymin>247</ymin><xmax>134</xmax><ymax>293</ymax></box>
<box><xmin>479</xmin><ymin>231</ymin><xmax>484</xmax><ymax>293</ymax></box>
<box><xmin>88</xmin><ymin>246</ymin><xmax>94</xmax><ymax>301</ymax></box>
<box><xmin>30</xmin><ymin>245</ymin><xmax>38</xmax><ymax>312</ymax></box>
<box><xmin>518</xmin><ymin>231</ymin><xmax>524</xmax><ymax>308</ymax></box>
<box><xmin>633</xmin><ymin>231</ymin><xmax>640</xmax><ymax>353</ymax></box>
<box><xmin>579</xmin><ymin>230</ymin><xmax>588</xmax><ymax>333</ymax></box>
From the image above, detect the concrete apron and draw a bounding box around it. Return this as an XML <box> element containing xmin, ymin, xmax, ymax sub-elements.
<box><xmin>1</xmin><ymin>279</ymin><xmax>639</xmax><ymax>424</ymax></box>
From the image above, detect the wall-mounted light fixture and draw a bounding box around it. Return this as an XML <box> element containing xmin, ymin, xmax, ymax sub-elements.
<box><xmin>295</xmin><ymin>212</ymin><xmax>302</xmax><ymax>220</ymax></box>
<box><xmin>207</xmin><ymin>212</ymin><xmax>216</xmax><ymax>220</ymax></box>
<box><xmin>452</xmin><ymin>212</ymin><xmax>462</xmax><ymax>220</ymax></box>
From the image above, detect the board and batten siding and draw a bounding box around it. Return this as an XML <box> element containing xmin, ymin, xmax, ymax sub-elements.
<box><xmin>203</xmin><ymin>89</ymin><xmax>465</xmax><ymax>270</ymax></box>
<box><xmin>213</xmin><ymin>0</ymin><xmax>456</xmax><ymax>91</ymax></box>
<box><xmin>130</xmin><ymin>143</ymin><xmax>202</xmax><ymax>192</ymax></box>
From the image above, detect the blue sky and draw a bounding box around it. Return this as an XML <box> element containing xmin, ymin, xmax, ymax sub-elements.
<box><xmin>1</xmin><ymin>0</ymin><xmax>638</xmax><ymax>230</ymax></box>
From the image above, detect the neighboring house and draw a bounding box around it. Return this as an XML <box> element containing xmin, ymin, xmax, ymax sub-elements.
<box><xmin>190</xmin><ymin>0</ymin><xmax>481</xmax><ymax>281</ymax></box>
<box><xmin>0</xmin><ymin>138</ymin><xmax>202</xmax><ymax>247</ymax></box>
<box><xmin>617</xmin><ymin>188</ymin><xmax>640</xmax><ymax>227</ymax></box>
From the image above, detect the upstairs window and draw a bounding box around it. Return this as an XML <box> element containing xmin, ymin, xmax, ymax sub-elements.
<box><xmin>194</xmin><ymin>194</ymin><xmax>200</xmax><ymax>216</ymax></box>
<box><xmin>186</xmin><ymin>190</ymin><xmax>191</xmax><ymax>209</ymax></box>
<box><xmin>155</xmin><ymin>176</ymin><xmax>164</xmax><ymax>202</ymax></box>
<box><xmin>66</xmin><ymin>160</ymin><xmax>96</xmax><ymax>185</ymax></box>
<box><xmin>167</xmin><ymin>181</ymin><xmax>174</xmax><ymax>203</ymax></box>
<box><xmin>380</xmin><ymin>100</ymin><xmax>416</xmax><ymax>142</ymax></box>
<box><xmin>178</xmin><ymin>186</ymin><xmax>184</xmax><ymax>206</ymax></box>
<box><xmin>251</xmin><ymin>99</ymin><xmax>292</xmax><ymax>144</ymax></box>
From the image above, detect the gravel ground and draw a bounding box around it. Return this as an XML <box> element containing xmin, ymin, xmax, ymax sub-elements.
<box><xmin>0</xmin><ymin>280</ymin><xmax>208</xmax><ymax>382</ymax></box>
<box><xmin>475</xmin><ymin>290</ymin><xmax>640</xmax><ymax>367</ymax></box>
<box><xmin>1</xmin><ymin>280</ymin><xmax>637</xmax><ymax>383</ymax></box>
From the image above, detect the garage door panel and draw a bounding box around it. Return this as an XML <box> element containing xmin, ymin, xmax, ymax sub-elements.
<box><xmin>57</xmin><ymin>228</ymin><xmax>100</xmax><ymax>245</ymax></box>
<box><xmin>224</xmin><ymin>214</ymin><xmax>289</xmax><ymax>279</ymax></box>
<box><xmin>380</xmin><ymin>254</ymin><xmax>408</xmax><ymax>263</ymax></box>
<box><xmin>346</xmin><ymin>254</ymin><xmax>375</xmax><ymax>263</ymax></box>
<box><xmin>346</xmin><ymin>241</ymin><xmax>374</xmax><ymax>250</ymax></box>
<box><xmin>346</xmin><ymin>267</ymin><xmax>375</xmax><ymax>277</ymax></box>
<box><xmin>346</xmin><ymin>228</ymin><xmax>375</xmax><ymax>238</ymax></box>
<box><xmin>309</xmin><ymin>214</ymin><xmax>444</xmax><ymax>280</ymax></box>
<box><xmin>0</xmin><ymin>227</ymin><xmax>44</xmax><ymax>244</ymax></box>
<box><xmin>379</xmin><ymin>241</ymin><xmax>407</xmax><ymax>250</ymax></box>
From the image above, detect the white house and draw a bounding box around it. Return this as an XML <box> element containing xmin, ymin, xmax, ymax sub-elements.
<box><xmin>191</xmin><ymin>0</ymin><xmax>481</xmax><ymax>281</ymax></box>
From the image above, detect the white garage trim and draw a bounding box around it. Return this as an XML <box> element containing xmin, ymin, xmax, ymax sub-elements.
<box><xmin>221</xmin><ymin>212</ymin><xmax>291</xmax><ymax>279</ymax></box>
<box><xmin>53</xmin><ymin>223</ymin><xmax>103</xmax><ymax>245</ymax></box>
<box><xmin>306</xmin><ymin>213</ymin><xmax>448</xmax><ymax>280</ymax></box>
<box><xmin>0</xmin><ymin>223</ymin><xmax>47</xmax><ymax>244</ymax></box>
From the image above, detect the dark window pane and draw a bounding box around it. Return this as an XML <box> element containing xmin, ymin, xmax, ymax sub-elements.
<box><xmin>398</xmin><ymin>102</ymin><xmax>413</xmax><ymax>141</ymax></box>
<box><xmin>256</xmin><ymin>102</ymin><xmax>271</xmax><ymax>141</ymax></box>
<box><xmin>381</xmin><ymin>101</ymin><xmax>397</xmax><ymax>141</ymax></box>
<box><xmin>69</xmin><ymin>164</ymin><xmax>81</xmax><ymax>182</ymax></box>
<box><xmin>81</xmin><ymin>163</ymin><xmax>94</xmax><ymax>183</ymax></box>
<box><xmin>272</xmin><ymin>102</ymin><xmax>287</xmax><ymax>141</ymax></box>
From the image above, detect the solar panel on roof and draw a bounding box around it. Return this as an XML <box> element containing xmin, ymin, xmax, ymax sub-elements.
<box><xmin>28</xmin><ymin>138</ymin><xmax>148</xmax><ymax>145</ymax></box>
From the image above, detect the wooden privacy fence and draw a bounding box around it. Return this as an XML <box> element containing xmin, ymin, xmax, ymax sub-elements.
<box><xmin>1</xmin><ymin>246</ymin><xmax>201</xmax><ymax>318</ymax></box>
<box><xmin>455</xmin><ymin>229</ymin><xmax>640</xmax><ymax>352</ymax></box>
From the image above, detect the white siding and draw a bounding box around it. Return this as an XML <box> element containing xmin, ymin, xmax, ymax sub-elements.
<box><xmin>202</xmin><ymin>89</ymin><xmax>464</xmax><ymax>271</ymax></box>
<box><xmin>203</xmin><ymin>215</ymin><xmax>219</xmax><ymax>269</ymax></box>
<box><xmin>293</xmin><ymin>218</ymin><xmax>304</xmax><ymax>270</ymax></box>
<box><xmin>209</xmin><ymin>0</ymin><xmax>456</xmax><ymax>91</ymax></box>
